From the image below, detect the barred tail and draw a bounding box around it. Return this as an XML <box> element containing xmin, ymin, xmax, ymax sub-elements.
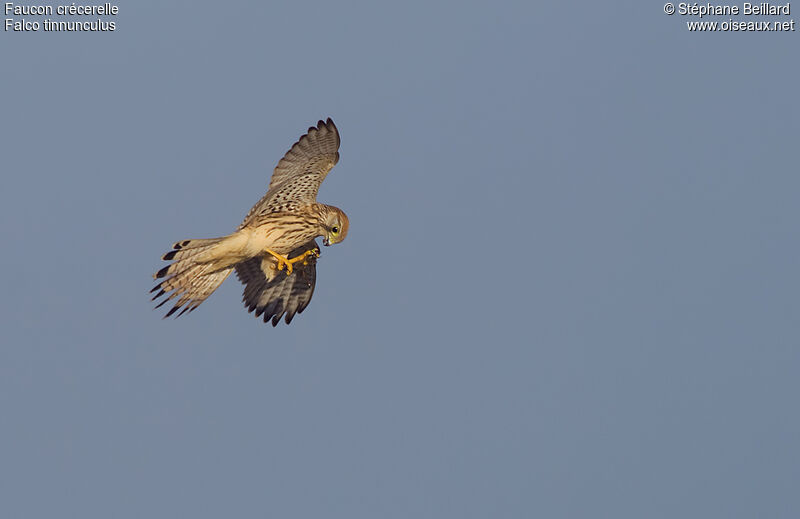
<box><xmin>151</xmin><ymin>236</ymin><xmax>238</xmax><ymax>318</ymax></box>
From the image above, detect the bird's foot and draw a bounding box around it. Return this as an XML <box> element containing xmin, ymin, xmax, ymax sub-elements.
<box><xmin>266</xmin><ymin>248</ymin><xmax>319</xmax><ymax>275</ymax></box>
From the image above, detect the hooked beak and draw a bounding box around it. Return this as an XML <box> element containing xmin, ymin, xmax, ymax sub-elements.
<box><xmin>323</xmin><ymin>237</ymin><xmax>330</xmax><ymax>246</ymax></box>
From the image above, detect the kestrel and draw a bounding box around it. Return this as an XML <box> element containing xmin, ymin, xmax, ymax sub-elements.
<box><xmin>151</xmin><ymin>118</ymin><xmax>349</xmax><ymax>325</ymax></box>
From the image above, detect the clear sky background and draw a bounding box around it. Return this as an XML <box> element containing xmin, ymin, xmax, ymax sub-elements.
<box><xmin>1</xmin><ymin>1</ymin><xmax>798</xmax><ymax>517</ymax></box>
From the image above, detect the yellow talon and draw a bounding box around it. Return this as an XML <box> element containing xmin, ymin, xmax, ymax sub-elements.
<box><xmin>301</xmin><ymin>247</ymin><xmax>320</xmax><ymax>265</ymax></box>
<box><xmin>266</xmin><ymin>248</ymin><xmax>319</xmax><ymax>276</ymax></box>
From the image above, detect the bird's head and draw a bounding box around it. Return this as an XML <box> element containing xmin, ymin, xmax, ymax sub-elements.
<box><xmin>321</xmin><ymin>206</ymin><xmax>349</xmax><ymax>246</ymax></box>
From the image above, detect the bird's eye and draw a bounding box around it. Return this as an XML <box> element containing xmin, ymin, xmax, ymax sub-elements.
<box><xmin>331</xmin><ymin>226</ymin><xmax>339</xmax><ymax>234</ymax></box>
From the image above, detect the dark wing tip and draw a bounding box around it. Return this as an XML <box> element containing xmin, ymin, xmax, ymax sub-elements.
<box><xmin>314</xmin><ymin>118</ymin><xmax>338</xmax><ymax>138</ymax></box>
<box><xmin>300</xmin><ymin>118</ymin><xmax>338</xmax><ymax>152</ymax></box>
<box><xmin>324</xmin><ymin>117</ymin><xmax>338</xmax><ymax>133</ymax></box>
<box><xmin>320</xmin><ymin>118</ymin><xmax>340</xmax><ymax>157</ymax></box>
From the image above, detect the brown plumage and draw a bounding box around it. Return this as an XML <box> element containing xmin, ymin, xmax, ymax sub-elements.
<box><xmin>151</xmin><ymin>118</ymin><xmax>349</xmax><ymax>325</ymax></box>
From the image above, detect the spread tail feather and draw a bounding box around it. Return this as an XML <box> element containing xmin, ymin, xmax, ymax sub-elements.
<box><xmin>151</xmin><ymin>235</ymin><xmax>242</xmax><ymax>318</ymax></box>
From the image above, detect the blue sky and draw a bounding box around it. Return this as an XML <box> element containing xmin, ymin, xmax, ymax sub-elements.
<box><xmin>1</xmin><ymin>1</ymin><xmax>798</xmax><ymax>517</ymax></box>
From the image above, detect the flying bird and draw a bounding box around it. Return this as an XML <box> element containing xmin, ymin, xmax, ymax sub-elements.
<box><xmin>151</xmin><ymin>118</ymin><xmax>349</xmax><ymax>325</ymax></box>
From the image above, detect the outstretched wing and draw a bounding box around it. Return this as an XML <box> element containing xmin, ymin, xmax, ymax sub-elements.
<box><xmin>241</xmin><ymin>119</ymin><xmax>340</xmax><ymax>225</ymax></box>
<box><xmin>269</xmin><ymin>118</ymin><xmax>340</xmax><ymax>191</ymax></box>
<box><xmin>235</xmin><ymin>240</ymin><xmax>320</xmax><ymax>326</ymax></box>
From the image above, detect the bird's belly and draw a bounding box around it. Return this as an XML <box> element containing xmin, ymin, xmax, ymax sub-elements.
<box><xmin>245</xmin><ymin>225</ymin><xmax>315</xmax><ymax>256</ymax></box>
